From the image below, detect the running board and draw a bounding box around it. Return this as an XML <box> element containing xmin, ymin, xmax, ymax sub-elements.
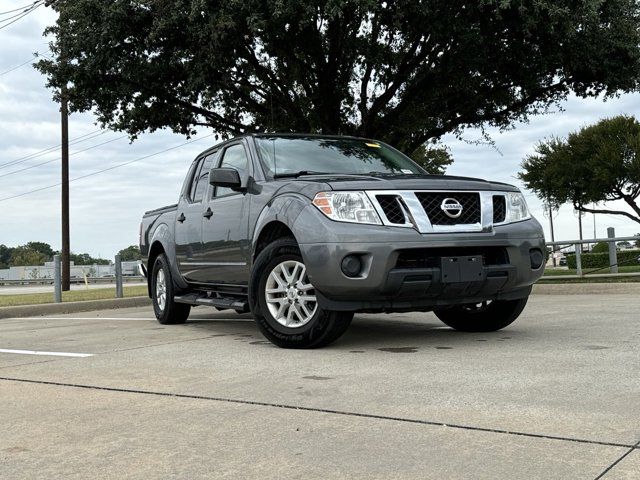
<box><xmin>174</xmin><ymin>293</ymin><xmax>248</xmax><ymax>312</ymax></box>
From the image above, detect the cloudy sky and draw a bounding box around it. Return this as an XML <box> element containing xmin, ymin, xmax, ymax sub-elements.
<box><xmin>1</xmin><ymin>3</ymin><xmax>640</xmax><ymax>259</ymax></box>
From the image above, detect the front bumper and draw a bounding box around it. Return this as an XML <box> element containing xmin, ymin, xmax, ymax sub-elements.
<box><xmin>295</xmin><ymin>210</ymin><xmax>545</xmax><ymax>312</ymax></box>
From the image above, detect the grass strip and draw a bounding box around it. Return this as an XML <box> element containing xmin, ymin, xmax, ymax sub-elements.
<box><xmin>0</xmin><ymin>285</ymin><xmax>147</xmax><ymax>307</ymax></box>
<box><xmin>543</xmin><ymin>265</ymin><xmax>640</xmax><ymax>276</ymax></box>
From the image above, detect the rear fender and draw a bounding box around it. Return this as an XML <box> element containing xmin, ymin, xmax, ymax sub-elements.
<box><xmin>148</xmin><ymin>222</ymin><xmax>188</xmax><ymax>291</ymax></box>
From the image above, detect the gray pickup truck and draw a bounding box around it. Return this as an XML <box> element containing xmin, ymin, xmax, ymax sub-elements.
<box><xmin>140</xmin><ymin>134</ymin><xmax>545</xmax><ymax>348</ymax></box>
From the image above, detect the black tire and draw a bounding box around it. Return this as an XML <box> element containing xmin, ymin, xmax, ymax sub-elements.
<box><xmin>151</xmin><ymin>253</ymin><xmax>191</xmax><ymax>325</ymax></box>
<box><xmin>433</xmin><ymin>297</ymin><xmax>528</xmax><ymax>332</ymax></box>
<box><xmin>250</xmin><ymin>237</ymin><xmax>353</xmax><ymax>349</ymax></box>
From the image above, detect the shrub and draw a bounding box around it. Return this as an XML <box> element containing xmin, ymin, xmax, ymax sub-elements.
<box><xmin>566</xmin><ymin>249</ymin><xmax>640</xmax><ymax>269</ymax></box>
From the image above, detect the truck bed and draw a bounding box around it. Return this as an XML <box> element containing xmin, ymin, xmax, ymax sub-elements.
<box><xmin>143</xmin><ymin>204</ymin><xmax>178</xmax><ymax>217</ymax></box>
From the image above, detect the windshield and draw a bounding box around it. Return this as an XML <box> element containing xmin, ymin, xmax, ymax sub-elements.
<box><xmin>254</xmin><ymin>136</ymin><xmax>424</xmax><ymax>177</ymax></box>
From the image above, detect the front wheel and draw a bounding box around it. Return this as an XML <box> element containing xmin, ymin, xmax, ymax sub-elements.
<box><xmin>433</xmin><ymin>297</ymin><xmax>529</xmax><ymax>332</ymax></box>
<box><xmin>251</xmin><ymin>238</ymin><xmax>353</xmax><ymax>348</ymax></box>
<box><xmin>151</xmin><ymin>253</ymin><xmax>191</xmax><ymax>325</ymax></box>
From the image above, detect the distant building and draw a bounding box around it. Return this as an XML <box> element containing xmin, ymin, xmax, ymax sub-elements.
<box><xmin>0</xmin><ymin>261</ymin><xmax>140</xmax><ymax>281</ymax></box>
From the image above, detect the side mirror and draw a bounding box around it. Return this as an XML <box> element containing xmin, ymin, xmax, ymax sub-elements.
<box><xmin>209</xmin><ymin>167</ymin><xmax>242</xmax><ymax>191</ymax></box>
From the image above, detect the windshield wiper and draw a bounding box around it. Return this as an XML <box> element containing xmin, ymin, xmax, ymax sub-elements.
<box><xmin>365</xmin><ymin>171</ymin><xmax>417</xmax><ymax>176</ymax></box>
<box><xmin>273</xmin><ymin>170</ymin><xmax>328</xmax><ymax>179</ymax></box>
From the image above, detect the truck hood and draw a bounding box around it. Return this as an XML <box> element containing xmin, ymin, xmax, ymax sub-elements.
<box><xmin>286</xmin><ymin>174</ymin><xmax>519</xmax><ymax>193</ymax></box>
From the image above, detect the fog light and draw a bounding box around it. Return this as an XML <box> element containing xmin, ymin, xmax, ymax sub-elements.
<box><xmin>530</xmin><ymin>249</ymin><xmax>544</xmax><ymax>269</ymax></box>
<box><xmin>341</xmin><ymin>255</ymin><xmax>362</xmax><ymax>277</ymax></box>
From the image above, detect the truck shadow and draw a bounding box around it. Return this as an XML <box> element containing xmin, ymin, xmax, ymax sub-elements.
<box><xmin>337</xmin><ymin>315</ymin><xmax>526</xmax><ymax>350</ymax></box>
<box><xmin>181</xmin><ymin>310</ymin><xmax>531</xmax><ymax>350</ymax></box>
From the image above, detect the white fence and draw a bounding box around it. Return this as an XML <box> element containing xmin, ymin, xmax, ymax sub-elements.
<box><xmin>546</xmin><ymin>228</ymin><xmax>640</xmax><ymax>278</ymax></box>
<box><xmin>0</xmin><ymin>260</ymin><xmax>140</xmax><ymax>281</ymax></box>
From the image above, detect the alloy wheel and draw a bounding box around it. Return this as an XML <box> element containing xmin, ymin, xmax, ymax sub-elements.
<box><xmin>264</xmin><ymin>260</ymin><xmax>317</xmax><ymax>327</ymax></box>
<box><xmin>156</xmin><ymin>269</ymin><xmax>167</xmax><ymax>311</ymax></box>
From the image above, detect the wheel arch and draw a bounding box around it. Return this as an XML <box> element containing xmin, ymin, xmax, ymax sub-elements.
<box><xmin>251</xmin><ymin>194</ymin><xmax>311</xmax><ymax>262</ymax></box>
<box><xmin>253</xmin><ymin>221</ymin><xmax>296</xmax><ymax>261</ymax></box>
<box><xmin>147</xmin><ymin>222</ymin><xmax>188</xmax><ymax>294</ymax></box>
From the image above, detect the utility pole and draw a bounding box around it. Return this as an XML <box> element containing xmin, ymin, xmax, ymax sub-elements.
<box><xmin>61</xmin><ymin>88</ymin><xmax>70</xmax><ymax>291</ymax></box>
<box><xmin>577</xmin><ymin>209</ymin><xmax>584</xmax><ymax>253</ymax></box>
<box><xmin>548</xmin><ymin>203</ymin><xmax>556</xmax><ymax>267</ymax></box>
<box><xmin>48</xmin><ymin>0</ymin><xmax>70</xmax><ymax>291</ymax></box>
<box><xmin>592</xmin><ymin>203</ymin><xmax>597</xmax><ymax>251</ymax></box>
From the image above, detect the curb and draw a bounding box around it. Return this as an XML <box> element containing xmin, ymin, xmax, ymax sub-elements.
<box><xmin>0</xmin><ymin>296</ymin><xmax>151</xmax><ymax>319</ymax></box>
<box><xmin>532</xmin><ymin>283</ymin><xmax>640</xmax><ymax>295</ymax></box>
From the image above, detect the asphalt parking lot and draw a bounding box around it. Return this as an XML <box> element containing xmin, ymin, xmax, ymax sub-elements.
<box><xmin>0</xmin><ymin>292</ymin><xmax>638</xmax><ymax>479</ymax></box>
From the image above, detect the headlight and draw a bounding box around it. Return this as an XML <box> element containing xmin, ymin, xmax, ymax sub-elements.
<box><xmin>504</xmin><ymin>192</ymin><xmax>530</xmax><ymax>223</ymax></box>
<box><xmin>312</xmin><ymin>191</ymin><xmax>382</xmax><ymax>225</ymax></box>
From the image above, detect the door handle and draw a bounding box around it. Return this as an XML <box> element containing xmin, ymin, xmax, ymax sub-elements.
<box><xmin>203</xmin><ymin>207</ymin><xmax>213</xmax><ymax>219</ymax></box>
<box><xmin>177</xmin><ymin>213</ymin><xmax>186</xmax><ymax>223</ymax></box>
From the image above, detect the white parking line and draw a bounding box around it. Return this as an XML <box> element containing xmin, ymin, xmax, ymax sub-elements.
<box><xmin>0</xmin><ymin>349</ymin><xmax>93</xmax><ymax>358</ymax></box>
<box><xmin>4</xmin><ymin>317</ymin><xmax>153</xmax><ymax>321</ymax></box>
<box><xmin>4</xmin><ymin>317</ymin><xmax>252</xmax><ymax>322</ymax></box>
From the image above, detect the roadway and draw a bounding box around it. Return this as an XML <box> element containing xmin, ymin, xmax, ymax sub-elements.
<box><xmin>0</xmin><ymin>292</ymin><xmax>638</xmax><ymax>479</ymax></box>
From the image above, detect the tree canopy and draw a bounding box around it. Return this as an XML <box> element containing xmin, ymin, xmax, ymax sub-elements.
<box><xmin>0</xmin><ymin>242</ymin><xmax>111</xmax><ymax>268</ymax></box>
<box><xmin>9</xmin><ymin>247</ymin><xmax>47</xmax><ymax>268</ymax></box>
<box><xmin>591</xmin><ymin>242</ymin><xmax>609</xmax><ymax>253</ymax></box>
<box><xmin>37</xmin><ymin>0</ymin><xmax>640</xmax><ymax>155</ymax></box>
<box><xmin>69</xmin><ymin>253</ymin><xmax>110</xmax><ymax>266</ymax></box>
<box><xmin>410</xmin><ymin>143</ymin><xmax>453</xmax><ymax>174</ymax></box>
<box><xmin>519</xmin><ymin>115</ymin><xmax>640</xmax><ymax>224</ymax></box>
<box><xmin>118</xmin><ymin>245</ymin><xmax>142</xmax><ymax>262</ymax></box>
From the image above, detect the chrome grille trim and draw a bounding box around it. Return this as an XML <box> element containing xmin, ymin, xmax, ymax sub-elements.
<box><xmin>367</xmin><ymin>190</ymin><xmax>510</xmax><ymax>233</ymax></box>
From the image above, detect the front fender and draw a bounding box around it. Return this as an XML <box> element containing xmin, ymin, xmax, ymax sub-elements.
<box><xmin>251</xmin><ymin>193</ymin><xmax>311</xmax><ymax>254</ymax></box>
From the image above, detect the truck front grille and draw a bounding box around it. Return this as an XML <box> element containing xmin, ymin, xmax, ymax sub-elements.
<box><xmin>493</xmin><ymin>195</ymin><xmax>506</xmax><ymax>223</ymax></box>
<box><xmin>395</xmin><ymin>247</ymin><xmax>509</xmax><ymax>269</ymax></box>
<box><xmin>369</xmin><ymin>189</ymin><xmax>517</xmax><ymax>233</ymax></box>
<box><xmin>376</xmin><ymin>195</ymin><xmax>407</xmax><ymax>224</ymax></box>
<box><xmin>415</xmin><ymin>192</ymin><xmax>481</xmax><ymax>225</ymax></box>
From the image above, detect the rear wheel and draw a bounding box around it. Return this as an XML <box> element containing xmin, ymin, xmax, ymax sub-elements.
<box><xmin>151</xmin><ymin>253</ymin><xmax>191</xmax><ymax>325</ymax></box>
<box><xmin>433</xmin><ymin>297</ymin><xmax>528</xmax><ymax>332</ymax></box>
<box><xmin>251</xmin><ymin>238</ymin><xmax>353</xmax><ymax>348</ymax></box>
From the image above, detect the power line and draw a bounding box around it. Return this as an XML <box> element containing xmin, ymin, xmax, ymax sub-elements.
<box><xmin>0</xmin><ymin>129</ymin><xmax>105</xmax><ymax>170</ymax></box>
<box><xmin>0</xmin><ymin>2</ymin><xmax>40</xmax><ymax>16</ymax></box>
<box><xmin>0</xmin><ymin>135</ymin><xmax>127</xmax><ymax>179</ymax></box>
<box><xmin>0</xmin><ymin>1</ymin><xmax>42</xmax><ymax>31</ymax></box>
<box><xmin>0</xmin><ymin>133</ymin><xmax>215</xmax><ymax>203</ymax></box>
<box><xmin>0</xmin><ymin>1</ymin><xmax>40</xmax><ymax>21</ymax></box>
<box><xmin>0</xmin><ymin>50</ymin><xmax>52</xmax><ymax>76</ymax></box>
<box><xmin>0</xmin><ymin>130</ymin><xmax>106</xmax><ymax>170</ymax></box>
<box><xmin>0</xmin><ymin>52</ymin><xmax>41</xmax><ymax>76</ymax></box>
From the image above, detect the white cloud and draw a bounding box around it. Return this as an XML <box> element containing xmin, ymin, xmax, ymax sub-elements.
<box><xmin>1</xmin><ymin>1</ymin><xmax>639</xmax><ymax>257</ymax></box>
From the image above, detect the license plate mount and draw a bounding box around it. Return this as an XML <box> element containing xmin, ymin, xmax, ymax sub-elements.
<box><xmin>441</xmin><ymin>255</ymin><xmax>484</xmax><ymax>283</ymax></box>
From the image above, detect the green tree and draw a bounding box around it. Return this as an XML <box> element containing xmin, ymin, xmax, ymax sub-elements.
<box><xmin>25</xmin><ymin>242</ymin><xmax>55</xmax><ymax>260</ymax></box>
<box><xmin>37</xmin><ymin>1</ymin><xmax>640</xmax><ymax>154</ymax></box>
<box><xmin>70</xmin><ymin>253</ymin><xmax>110</xmax><ymax>266</ymax></box>
<box><xmin>410</xmin><ymin>144</ymin><xmax>453</xmax><ymax>174</ymax></box>
<box><xmin>118</xmin><ymin>245</ymin><xmax>142</xmax><ymax>262</ymax></box>
<box><xmin>592</xmin><ymin>242</ymin><xmax>609</xmax><ymax>253</ymax></box>
<box><xmin>520</xmin><ymin>116</ymin><xmax>640</xmax><ymax>223</ymax></box>
<box><xmin>9</xmin><ymin>247</ymin><xmax>47</xmax><ymax>267</ymax></box>
<box><xmin>0</xmin><ymin>244</ymin><xmax>13</xmax><ymax>269</ymax></box>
